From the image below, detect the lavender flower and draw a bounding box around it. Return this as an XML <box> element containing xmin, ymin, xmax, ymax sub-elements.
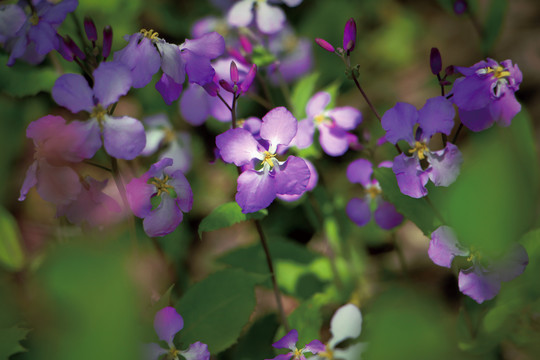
<box><xmin>292</xmin><ymin>92</ymin><xmax>362</xmax><ymax>156</ymax></box>
<box><xmin>144</xmin><ymin>307</ymin><xmax>209</xmax><ymax>360</ymax></box>
<box><xmin>428</xmin><ymin>226</ymin><xmax>529</xmax><ymax>303</ymax></box>
<box><xmin>381</xmin><ymin>96</ymin><xmax>462</xmax><ymax>198</ymax></box>
<box><xmin>126</xmin><ymin>158</ymin><xmax>193</xmax><ymax>237</ymax></box>
<box><xmin>451</xmin><ymin>58</ymin><xmax>522</xmax><ymax>132</ymax></box>
<box><xmin>227</xmin><ymin>0</ymin><xmax>303</xmax><ymax>35</ymax></box>
<box><xmin>52</xmin><ymin>61</ymin><xmax>146</xmax><ymax>160</ymax></box>
<box><xmin>216</xmin><ymin>107</ymin><xmax>310</xmax><ymax>213</ymax></box>
<box><xmin>267</xmin><ymin>26</ymin><xmax>313</xmax><ymax>84</ymax></box>
<box><xmin>266</xmin><ymin>329</ymin><xmax>325</xmax><ymax>360</ymax></box>
<box><xmin>346</xmin><ymin>159</ymin><xmax>403</xmax><ymax>230</ymax></box>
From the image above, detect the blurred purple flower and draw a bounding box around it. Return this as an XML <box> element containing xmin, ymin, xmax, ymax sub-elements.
<box><xmin>346</xmin><ymin>159</ymin><xmax>403</xmax><ymax>230</ymax></box>
<box><xmin>267</xmin><ymin>27</ymin><xmax>313</xmax><ymax>84</ymax></box>
<box><xmin>216</xmin><ymin>107</ymin><xmax>310</xmax><ymax>213</ymax></box>
<box><xmin>266</xmin><ymin>329</ymin><xmax>325</xmax><ymax>360</ymax></box>
<box><xmin>52</xmin><ymin>61</ymin><xmax>146</xmax><ymax>160</ymax></box>
<box><xmin>428</xmin><ymin>226</ymin><xmax>529</xmax><ymax>304</ymax></box>
<box><xmin>144</xmin><ymin>307</ymin><xmax>209</xmax><ymax>360</ymax></box>
<box><xmin>291</xmin><ymin>92</ymin><xmax>361</xmax><ymax>156</ymax></box>
<box><xmin>227</xmin><ymin>0</ymin><xmax>302</xmax><ymax>35</ymax></box>
<box><xmin>452</xmin><ymin>58</ymin><xmax>522</xmax><ymax>132</ymax></box>
<box><xmin>381</xmin><ymin>96</ymin><xmax>462</xmax><ymax>198</ymax></box>
<box><xmin>126</xmin><ymin>158</ymin><xmax>192</xmax><ymax>237</ymax></box>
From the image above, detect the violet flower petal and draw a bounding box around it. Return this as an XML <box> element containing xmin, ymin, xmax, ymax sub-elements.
<box><xmin>36</xmin><ymin>160</ymin><xmax>81</xmax><ymax>205</ymax></box>
<box><xmin>392</xmin><ymin>153</ymin><xmax>428</xmax><ymax>198</ymax></box>
<box><xmin>143</xmin><ymin>343</ymin><xmax>168</xmax><ymax>360</ymax></box>
<box><xmin>277</xmin><ymin>158</ymin><xmax>318</xmax><ymax>202</ymax></box>
<box><xmin>327</xmin><ymin>106</ymin><xmax>362</xmax><ymax>130</ymax></box>
<box><xmin>346</xmin><ymin>198</ymin><xmax>371</xmax><ymax>227</ymax></box>
<box><xmin>428</xmin><ymin>225</ymin><xmax>469</xmax><ymax>268</ymax></box>
<box><xmin>28</xmin><ymin>22</ymin><xmax>58</xmax><ymax>55</ymax></box>
<box><xmin>227</xmin><ymin>0</ymin><xmax>255</xmax><ymax>28</ymax></box>
<box><xmin>417</xmin><ymin>96</ymin><xmax>455</xmax><ymax>139</ymax></box>
<box><xmin>125</xmin><ymin>176</ymin><xmax>154</xmax><ymax>218</ymax></box>
<box><xmin>216</xmin><ymin>128</ymin><xmax>262</xmax><ymax>166</ymax></box>
<box><xmin>260</xmin><ymin>107</ymin><xmax>297</xmax><ymax>147</ymax></box>
<box><xmin>458</xmin><ymin>268</ymin><xmax>501</xmax><ymax>304</ymax></box>
<box><xmin>156</xmin><ymin>41</ymin><xmax>185</xmax><ymax>84</ymax></box>
<box><xmin>318</xmin><ymin>124</ymin><xmax>349</xmax><ymax>156</ymax></box>
<box><xmin>427</xmin><ymin>142</ymin><xmax>463</xmax><ymax>187</ymax></box>
<box><xmin>489</xmin><ymin>91</ymin><xmax>521</xmax><ymax>128</ymax></box>
<box><xmin>182</xmin><ymin>50</ymin><xmax>215</xmax><ymax>85</ymax></box>
<box><xmin>52</xmin><ymin>73</ymin><xmax>94</xmax><ymax>113</ymax></box>
<box><xmin>179</xmin><ymin>85</ymin><xmax>211</xmax><ymax>126</ymax></box>
<box><xmin>167</xmin><ymin>170</ymin><xmax>193</xmax><ymax>213</ymax></box>
<box><xmin>381</xmin><ymin>102</ymin><xmax>417</xmax><ymax>145</ymax></box>
<box><xmin>274</xmin><ymin>156</ymin><xmax>310</xmax><ymax>196</ymax></box>
<box><xmin>458</xmin><ymin>107</ymin><xmax>495</xmax><ymax>132</ymax></box>
<box><xmin>304</xmin><ymin>339</ymin><xmax>325</xmax><ymax>354</ymax></box>
<box><xmin>374</xmin><ymin>200</ymin><xmax>403</xmax><ymax>230</ymax></box>
<box><xmin>267</xmin><ymin>354</ymin><xmax>293</xmax><ymax>360</ymax></box>
<box><xmin>452</xmin><ymin>75</ymin><xmax>491</xmax><ymax>111</ymax></box>
<box><xmin>272</xmin><ymin>329</ymin><xmax>298</xmax><ymax>350</ymax></box>
<box><xmin>256</xmin><ymin>1</ymin><xmax>285</xmax><ymax>34</ymax></box>
<box><xmin>144</xmin><ymin>194</ymin><xmax>183</xmax><ymax>237</ymax></box>
<box><xmin>489</xmin><ymin>244</ymin><xmax>528</xmax><ymax>282</ymax></box>
<box><xmin>343</xmin><ymin>18</ymin><xmax>356</xmax><ymax>52</ymax></box>
<box><xmin>236</xmin><ymin>170</ymin><xmax>276</xmax><ymax>213</ymax></box>
<box><xmin>18</xmin><ymin>161</ymin><xmax>38</xmax><ymax>202</ymax></box>
<box><xmin>153</xmin><ymin>306</ymin><xmax>184</xmax><ymax>345</ymax></box>
<box><xmin>102</xmin><ymin>116</ymin><xmax>146</xmax><ymax>160</ymax></box>
<box><xmin>306</xmin><ymin>92</ymin><xmax>330</xmax><ymax>118</ymax></box>
<box><xmin>179</xmin><ymin>341</ymin><xmax>210</xmax><ymax>360</ymax></box>
<box><xmin>182</xmin><ymin>32</ymin><xmax>225</xmax><ymax>59</ymax></box>
<box><xmin>155</xmin><ymin>73</ymin><xmax>183</xmax><ymax>105</ymax></box>
<box><xmin>93</xmin><ymin>61</ymin><xmax>132</xmax><ymax>107</ymax></box>
<box><xmin>290</xmin><ymin>118</ymin><xmax>315</xmax><ymax>149</ymax></box>
<box><xmin>346</xmin><ymin>158</ymin><xmax>373</xmax><ymax>187</ymax></box>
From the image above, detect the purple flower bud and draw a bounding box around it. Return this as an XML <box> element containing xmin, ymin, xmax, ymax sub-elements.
<box><xmin>219</xmin><ymin>79</ymin><xmax>235</xmax><ymax>93</ymax></box>
<box><xmin>239</xmin><ymin>35</ymin><xmax>252</xmax><ymax>54</ymax></box>
<box><xmin>239</xmin><ymin>64</ymin><xmax>257</xmax><ymax>93</ymax></box>
<box><xmin>84</xmin><ymin>16</ymin><xmax>98</xmax><ymax>43</ymax></box>
<box><xmin>203</xmin><ymin>82</ymin><xmax>219</xmax><ymax>97</ymax></box>
<box><xmin>102</xmin><ymin>25</ymin><xmax>113</xmax><ymax>59</ymax></box>
<box><xmin>445</xmin><ymin>65</ymin><xmax>455</xmax><ymax>77</ymax></box>
<box><xmin>65</xmin><ymin>36</ymin><xmax>86</xmax><ymax>60</ymax></box>
<box><xmin>343</xmin><ymin>18</ymin><xmax>357</xmax><ymax>52</ymax></box>
<box><xmin>453</xmin><ymin>0</ymin><xmax>467</xmax><ymax>15</ymax></box>
<box><xmin>315</xmin><ymin>38</ymin><xmax>335</xmax><ymax>52</ymax></box>
<box><xmin>230</xmin><ymin>61</ymin><xmax>239</xmax><ymax>84</ymax></box>
<box><xmin>430</xmin><ymin>47</ymin><xmax>442</xmax><ymax>75</ymax></box>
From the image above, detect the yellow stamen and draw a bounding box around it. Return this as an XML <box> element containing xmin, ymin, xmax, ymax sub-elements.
<box><xmin>261</xmin><ymin>151</ymin><xmax>276</xmax><ymax>168</ymax></box>
<box><xmin>318</xmin><ymin>348</ymin><xmax>334</xmax><ymax>359</ymax></box>
<box><xmin>466</xmin><ymin>246</ymin><xmax>481</xmax><ymax>263</ymax></box>
<box><xmin>163</xmin><ymin>128</ymin><xmax>176</xmax><ymax>143</ymax></box>
<box><xmin>90</xmin><ymin>104</ymin><xmax>107</xmax><ymax>124</ymax></box>
<box><xmin>149</xmin><ymin>175</ymin><xmax>174</xmax><ymax>197</ymax></box>
<box><xmin>314</xmin><ymin>114</ymin><xmax>326</xmax><ymax>125</ymax></box>
<box><xmin>408</xmin><ymin>141</ymin><xmax>429</xmax><ymax>160</ymax></box>
<box><xmin>485</xmin><ymin>65</ymin><xmax>511</xmax><ymax>79</ymax></box>
<box><xmin>293</xmin><ymin>348</ymin><xmax>303</xmax><ymax>359</ymax></box>
<box><xmin>140</xmin><ymin>28</ymin><xmax>159</xmax><ymax>40</ymax></box>
<box><xmin>29</xmin><ymin>12</ymin><xmax>39</xmax><ymax>26</ymax></box>
<box><xmin>367</xmin><ymin>185</ymin><xmax>381</xmax><ymax>199</ymax></box>
<box><xmin>169</xmin><ymin>347</ymin><xmax>180</xmax><ymax>359</ymax></box>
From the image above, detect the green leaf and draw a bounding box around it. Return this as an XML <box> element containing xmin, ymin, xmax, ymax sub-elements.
<box><xmin>198</xmin><ymin>202</ymin><xmax>267</xmax><ymax>237</ymax></box>
<box><xmin>0</xmin><ymin>55</ymin><xmax>58</xmax><ymax>97</ymax></box>
<box><xmin>290</xmin><ymin>72</ymin><xmax>319</xmax><ymax>119</ymax></box>
<box><xmin>0</xmin><ymin>207</ymin><xmax>25</xmax><ymax>271</ymax></box>
<box><xmin>251</xmin><ymin>45</ymin><xmax>277</xmax><ymax>67</ymax></box>
<box><xmin>282</xmin><ymin>294</ymin><xmax>324</xmax><ymax>346</ymax></box>
<box><xmin>175</xmin><ymin>269</ymin><xmax>265</xmax><ymax>354</ymax></box>
<box><xmin>374</xmin><ymin>167</ymin><xmax>442</xmax><ymax>235</ymax></box>
<box><xmin>225</xmin><ymin>314</ymin><xmax>279</xmax><ymax>360</ymax></box>
<box><xmin>481</xmin><ymin>0</ymin><xmax>508</xmax><ymax>54</ymax></box>
<box><xmin>0</xmin><ymin>325</ymin><xmax>29</xmax><ymax>360</ymax></box>
<box><xmin>151</xmin><ymin>284</ymin><xmax>175</xmax><ymax>313</ymax></box>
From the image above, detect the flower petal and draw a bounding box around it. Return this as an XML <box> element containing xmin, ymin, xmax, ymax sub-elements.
<box><xmin>256</xmin><ymin>1</ymin><xmax>285</xmax><ymax>34</ymax></box>
<box><xmin>227</xmin><ymin>0</ymin><xmax>255</xmax><ymax>28</ymax></box>
<box><xmin>18</xmin><ymin>161</ymin><xmax>38</xmax><ymax>201</ymax></box>
<box><xmin>166</xmin><ymin>170</ymin><xmax>193</xmax><ymax>213</ymax></box>
<box><xmin>451</xmin><ymin>75</ymin><xmax>491</xmax><ymax>111</ymax></box>
<box><xmin>274</xmin><ymin>156</ymin><xmax>310</xmax><ymax>196</ymax></box>
<box><xmin>126</xmin><ymin>175</ymin><xmax>155</xmax><ymax>218</ymax></box>
<box><xmin>179</xmin><ymin>84</ymin><xmax>212</xmax><ymax>126</ymax></box>
<box><xmin>155</xmin><ymin>73</ymin><xmax>183</xmax><ymax>105</ymax></box>
<box><xmin>346</xmin><ymin>198</ymin><xmax>371</xmax><ymax>227</ymax></box>
<box><xmin>346</xmin><ymin>159</ymin><xmax>373</xmax><ymax>187</ymax></box>
<box><xmin>102</xmin><ymin>116</ymin><xmax>146</xmax><ymax>160</ymax></box>
<box><xmin>236</xmin><ymin>170</ymin><xmax>276</xmax><ymax>213</ymax></box>
<box><xmin>181</xmin><ymin>50</ymin><xmax>216</xmax><ymax>85</ymax></box>
<box><xmin>180</xmin><ymin>341</ymin><xmax>210</xmax><ymax>360</ymax></box>
<box><xmin>156</xmin><ymin>41</ymin><xmax>185</xmax><ymax>83</ymax></box>
<box><xmin>392</xmin><ymin>153</ymin><xmax>428</xmax><ymax>198</ymax></box>
<box><xmin>417</xmin><ymin>96</ymin><xmax>455</xmax><ymax>139</ymax></box>
<box><xmin>260</xmin><ymin>107</ymin><xmax>297</xmax><ymax>147</ymax></box>
<box><xmin>216</xmin><ymin>128</ymin><xmax>262</xmax><ymax>166</ymax></box>
<box><xmin>332</xmin><ymin>343</ymin><xmax>366</xmax><ymax>360</ymax></box>
<box><xmin>306</xmin><ymin>92</ymin><xmax>330</xmax><ymax>118</ymax></box>
<box><xmin>290</xmin><ymin>118</ymin><xmax>315</xmax><ymax>149</ymax></box>
<box><xmin>35</xmin><ymin>160</ymin><xmax>81</xmax><ymax>205</ymax></box>
<box><xmin>458</xmin><ymin>107</ymin><xmax>495</xmax><ymax>132</ymax></box>
<box><xmin>427</xmin><ymin>142</ymin><xmax>463</xmax><ymax>187</ymax></box>
<box><xmin>93</xmin><ymin>61</ymin><xmax>132</xmax><ymax>107</ymax></box>
<box><xmin>182</xmin><ymin>32</ymin><xmax>225</xmax><ymax>59</ymax></box>
<box><xmin>318</xmin><ymin>124</ymin><xmax>350</xmax><ymax>156</ymax></box>
<box><xmin>327</xmin><ymin>106</ymin><xmax>362</xmax><ymax>130</ymax></box>
<box><xmin>489</xmin><ymin>244</ymin><xmax>528</xmax><ymax>282</ymax></box>
<box><xmin>489</xmin><ymin>91</ymin><xmax>521</xmax><ymax>128</ymax></box>
<box><xmin>144</xmin><ymin>194</ymin><xmax>183</xmax><ymax>237</ymax></box>
<box><xmin>374</xmin><ymin>200</ymin><xmax>403</xmax><ymax>230</ymax></box>
<box><xmin>153</xmin><ymin>306</ymin><xmax>184</xmax><ymax>344</ymax></box>
<box><xmin>272</xmin><ymin>329</ymin><xmax>298</xmax><ymax>350</ymax></box>
<box><xmin>458</xmin><ymin>268</ymin><xmax>500</xmax><ymax>304</ymax></box>
<box><xmin>52</xmin><ymin>73</ymin><xmax>94</xmax><ymax>113</ymax></box>
<box><xmin>381</xmin><ymin>102</ymin><xmax>417</xmax><ymax>145</ymax></box>
<box><xmin>428</xmin><ymin>226</ymin><xmax>469</xmax><ymax>268</ymax></box>
<box><xmin>328</xmin><ymin>304</ymin><xmax>362</xmax><ymax>348</ymax></box>
<box><xmin>142</xmin><ymin>343</ymin><xmax>168</xmax><ymax>360</ymax></box>
<box><xmin>304</xmin><ymin>339</ymin><xmax>325</xmax><ymax>354</ymax></box>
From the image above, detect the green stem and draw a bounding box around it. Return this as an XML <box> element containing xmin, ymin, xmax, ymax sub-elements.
<box><xmin>452</xmin><ymin>123</ymin><xmax>464</xmax><ymax>144</ymax></box>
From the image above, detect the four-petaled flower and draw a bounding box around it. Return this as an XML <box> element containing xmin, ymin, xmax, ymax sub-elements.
<box><xmin>451</xmin><ymin>58</ymin><xmax>522</xmax><ymax>132</ymax></box>
<box><xmin>144</xmin><ymin>307</ymin><xmax>210</xmax><ymax>360</ymax></box>
<box><xmin>428</xmin><ymin>226</ymin><xmax>529</xmax><ymax>304</ymax></box>
<box><xmin>126</xmin><ymin>158</ymin><xmax>193</xmax><ymax>237</ymax></box>
<box><xmin>266</xmin><ymin>329</ymin><xmax>325</xmax><ymax>360</ymax></box>
<box><xmin>381</xmin><ymin>96</ymin><xmax>463</xmax><ymax>198</ymax></box>
<box><xmin>346</xmin><ymin>159</ymin><xmax>403</xmax><ymax>230</ymax></box>
<box><xmin>216</xmin><ymin>107</ymin><xmax>310</xmax><ymax>213</ymax></box>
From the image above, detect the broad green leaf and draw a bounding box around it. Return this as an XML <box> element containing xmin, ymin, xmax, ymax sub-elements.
<box><xmin>198</xmin><ymin>202</ymin><xmax>267</xmax><ymax>237</ymax></box>
<box><xmin>481</xmin><ymin>0</ymin><xmax>508</xmax><ymax>55</ymax></box>
<box><xmin>151</xmin><ymin>284</ymin><xmax>175</xmax><ymax>313</ymax></box>
<box><xmin>374</xmin><ymin>167</ymin><xmax>441</xmax><ymax>235</ymax></box>
<box><xmin>282</xmin><ymin>294</ymin><xmax>324</xmax><ymax>347</ymax></box>
<box><xmin>175</xmin><ymin>269</ymin><xmax>266</xmax><ymax>354</ymax></box>
<box><xmin>0</xmin><ymin>55</ymin><xmax>58</xmax><ymax>97</ymax></box>
<box><xmin>0</xmin><ymin>207</ymin><xmax>24</xmax><ymax>271</ymax></box>
<box><xmin>0</xmin><ymin>325</ymin><xmax>29</xmax><ymax>360</ymax></box>
<box><xmin>290</xmin><ymin>72</ymin><xmax>319</xmax><ymax>119</ymax></box>
<box><xmin>224</xmin><ymin>314</ymin><xmax>279</xmax><ymax>360</ymax></box>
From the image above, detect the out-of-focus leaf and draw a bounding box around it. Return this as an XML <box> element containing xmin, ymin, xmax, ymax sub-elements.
<box><xmin>198</xmin><ymin>202</ymin><xmax>267</xmax><ymax>237</ymax></box>
<box><xmin>151</xmin><ymin>284</ymin><xmax>175</xmax><ymax>313</ymax></box>
<box><xmin>290</xmin><ymin>72</ymin><xmax>319</xmax><ymax>119</ymax></box>
<box><xmin>281</xmin><ymin>294</ymin><xmax>324</xmax><ymax>347</ymax></box>
<box><xmin>481</xmin><ymin>0</ymin><xmax>508</xmax><ymax>55</ymax></box>
<box><xmin>225</xmin><ymin>313</ymin><xmax>279</xmax><ymax>360</ymax></box>
<box><xmin>251</xmin><ymin>45</ymin><xmax>277</xmax><ymax>67</ymax></box>
<box><xmin>374</xmin><ymin>167</ymin><xmax>441</xmax><ymax>235</ymax></box>
<box><xmin>0</xmin><ymin>55</ymin><xmax>57</xmax><ymax>97</ymax></box>
<box><xmin>0</xmin><ymin>325</ymin><xmax>29</xmax><ymax>360</ymax></box>
<box><xmin>175</xmin><ymin>269</ymin><xmax>266</xmax><ymax>354</ymax></box>
<box><xmin>0</xmin><ymin>207</ymin><xmax>25</xmax><ymax>271</ymax></box>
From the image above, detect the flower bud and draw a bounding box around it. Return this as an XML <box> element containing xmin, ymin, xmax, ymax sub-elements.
<box><xmin>65</xmin><ymin>35</ymin><xmax>86</xmax><ymax>60</ymax></box>
<box><xmin>84</xmin><ymin>16</ymin><xmax>97</xmax><ymax>43</ymax></box>
<box><xmin>239</xmin><ymin>35</ymin><xmax>252</xmax><ymax>54</ymax></box>
<box><xmin>203</xmin><ymin>82</ymin><xmax>219</xmax><ymax>97</ymax></box>
<box><xmin>239</xmin><ymin>64</ymin><xmax>257</xmax><ymax>93</ymax></box>
<box><xmin>343</xmin><ymin>18</ymin><xmax>357</xmax><ymax>52</ymax></box>
<box><xmin>315</xmin><ymin>38</ymin><xmax>335</xmax><ymax>52</ymax></box>
<box><xmin>219</xmin><ymin>79</ymin><xmax>235</xmax><ymax>93</ymax></box>
<box><xmin>102</xmin><ymin>25</ymin><xmax>113</xmax><ymax>59</ymax></box>
<box><xmin>430</xmin><ymin>47</ymin><xmax>442</xmax><ymax>75</ymax></box>
<box><xmin>453</xmin><ymin>0</ymin><xmax>467</xmax><ymax>15</ymax></box>
<box><xmin>230</xmin><ymin>61</ymin><xmax>239</xmax><ymax>84</ymax></box>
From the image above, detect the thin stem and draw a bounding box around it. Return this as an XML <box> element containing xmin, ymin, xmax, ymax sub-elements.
<box><xmin>255</xmin><ymin>220</ymin><xmax>290</xmax><ymax>332</ymax></box>
<box><xmin>452</xmin><ymin>123</ymin><xmax>464</xmax><ymax>144</ymax></box>
<box><xmin>256</xmin><ymin>72</ymin><xmax>275</xmax><ymax>108</ymax></box>
<box><xmin>436</xmin><ymin>74</ymin><xmax>448</xmax><ymax>147</ymax></box>
<box><xmin>247</xmin><ymin>92</ymin><xmax>273</xmax><ymax>110</ymax></box>
<box><xmin>111</xmin><ymin>157</ymin><xmax>137</xmax><ymax>248</ymax></box>
<box><xmin>216</xmin><ymin>93</ymin><xmax>233</xmax><ymax>112</ymax></box>
<box><xmin>83</xmin><ymin>160</ymin><xmax>112</xmax><ymax>172</ymax></box>
<box><xmin>231</xmin><ymin>93</ymin><xmax>238</xmax><ymax>129</ymax></box>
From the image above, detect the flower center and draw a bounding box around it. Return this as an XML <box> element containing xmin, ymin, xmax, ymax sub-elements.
<box><xmin>168</xmin><ymin>347</ymin><xmax>180</xmax><ymax>360</ymax></box>
<box><xmin>366</xmin><ymin>184</ymin><xmax>381</xmax><ymax>199</ymax></box>
<box><xmin>318</xmin><ymin>348</ymin><xmax>334</xmax><ymax>359</ymax></box>
<box><xmin>466</xmin><ymin>246</ymin><xmax>481</xmax><ymax>263</ymax></box>
<box><xmin>314</xmin><ymin>114</ymin><xmax>327</xmax><ymax>125</ymax></box>
<box><xmin>90</xmin><ymin>104</ymin><xmax>107</xmax><ymax>126</ymax></box>
<box><xmin>140</xmin><ymin>28</ymin><xmax>159</xmax><ymax>40</ymax></box>
<box><xmin>293</xmin><ymin>348</ymin><xmax>303</xmax><ymax>359</ymax></box>
<box><xmin>163</xmin><ymin>128</ymin><xmax>176</xmax><ymax>143</ymax></box>
<box><xmin>149</xmin><ymin>175</ymin><xmax>174</xmax><ymax>197</ymax></box>
<box><xmin>485</xmin><ymin>65</ymin><xmax>511</xmax><ymax>79</ymax></box>
<box><xmin>29</xmin><ymin>12</ymin><xmax>39</xmax><ymax>26</ymax></box>
<box><xmin>408</xmin><ymin>141</ymin><xmax>429</xmax><ymax>160</ymax></box>
<box><xmin>261</xmin><ymin>151</ymin><xmax>276</xmax><ymax>168</ymax></box>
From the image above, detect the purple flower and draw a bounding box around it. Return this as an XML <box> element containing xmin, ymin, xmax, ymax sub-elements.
<box><xmin>19</xmin><ymin>115</ymin><xmax>96</xmax><ymax>205</ymax></box>
<box><xmin>428</xmin><ymin>226</ymin><xmax>529</xmax><ymax>304</ymax></box>
<box><xmin>315</xmin><ymin>18</ymin><xmax>357</xmax><ymax>56</ymax></box>
<box><xmin>144</xmin><ymin>307</ymin><xmax>210</xmax><ymax>360</ymax></box>
<box><xmin>216</xmin><ymin>107</ymin><xmax>311</xmax><ymax>213</ymax></box>
<box><xmin>5</xmin><ymin>0</ymin><xmax>78</xmax><ymax>66</ymax></box>
<box><xmin>292</xmin><ymin>92</ymin><xmax>362</xmax><ymax>156</ymax></box>
<box><xmin>266</xmin><ymin>329</ymin><xmax>325</xmax><ymax>360</ymax></box>
<box><xmin>114</xmin><ymin>30</ymin><xmax>224</xmax><ymax>104</ymax></box>
<box><xmin>267</xmin><ymin>27</ymin><xmax>313</xmax><ymax>84</ymax></box>
<box><xmin>346</xmin><ymin>159</ymin><xmax>403</xmax><ymax>230</ymax></box>
<box><xmin>381</xmin><ymin>96</ymin><xmax>462</xmax><ymax>198</ymax></box>
<box><xmin>451</xmin><ymin>58</ymin><xmax>522</xmax><ymax>132</ymax></box>
<box><xmin>52</xmin><ymin>61</ymin><xmax>146</xmax><ymax>160</ymax></box>
<box><xmin>219</xmin><ymin>60</ymin><xmax>257</xmax><ymax>94</ymax></box>
<box><xmin>126</xmin><ymin>158</ymin><xmax>193</xmax><ymax>237</ymax></box>
<box><xmin>227</xmin><ymin>0</ymin><xmax>302</xmax><ymax>35</ymax></box>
